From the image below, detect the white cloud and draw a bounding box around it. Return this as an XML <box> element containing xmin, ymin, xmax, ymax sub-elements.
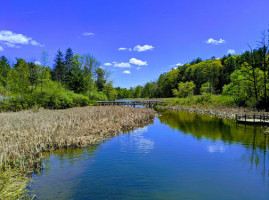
<box><xmin>133</xmin><ymin>44</ymin><xmax>154</xmax><ymax>52</ymax></box>
<box><xmin>34</xmin><ymin>61</ymin><xmax>41</xmax><ymax>65</ymax></box>
<box><xmin>82</xmin><ymin>32</ymin><xmax>94</xmax><ymax>36</ymax></box>
<box><xmin>104</xmin><ymin>62</ymin><xmax>112</xmax><ymax>66</ymax></box>
<box><xmin>227</xmin><ymin>49</ymin><xmax>235</xmax><ymax>54</ymax></box>
<box><xmin>3</xmin><ymin>42</ymin><xmax>20</xmax><ymax>48</ymax></box>
<box><xmin>118</xmin><ymin>47</ymin><xmax>132</xmax><ymax>51</ymax></box>
<box><xmin>30</xmin><ymin>40</ymin><xmax>41</xmax><ymax>46</ymax></box>
<box><xmin>0</xmin><ymin>30</ymin><xmax>42</xmax><ymax>47</ymax></box>
<box><xmin>206</xmin><ymin>38</ymin><xmax>225</xmax><ymax>45</ymax></box>
<box><xmin>123</xmin><ymin>70</ymin><xmax>131</xmax><ymax>74</ymax></box>
<box><xmin>0</xmin><ymin>46</ymin><xmax>3</xmax><ymax>51</ymax></box>
<box><xmin>129</xmin><ymin>58</ymin><xmax>147</xmax><ymax>66</ymax></box>
<box><xmin>169</xmin><ymin>63</ymin><xmax>183</xmax><ymax>69</ymax></box>
<box><xmin>208</xmin><ymin>144</ymin><xmax>226</xmax><ymax>153</ymax></box>
<box><xmin>114</xmin><ymin>62</ymin><xmax>131</xmax><ymax>68</ymax></box>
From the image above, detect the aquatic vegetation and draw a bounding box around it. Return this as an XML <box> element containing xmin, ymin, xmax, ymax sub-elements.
<box><xmin>0</xmin><ymin>106</ymin><xmax>156</xmax><ymax>197</ymax></box>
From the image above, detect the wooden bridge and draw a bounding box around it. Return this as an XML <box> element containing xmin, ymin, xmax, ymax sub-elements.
<box><xmin>97</xmin><ymin>100</ymin><xmax>167</xmax><ymax>108</ymax></box>
<box><xmin>236</xmin><ymin>114</ymin><xmax>269</xmax><ymax>125</ymax></box>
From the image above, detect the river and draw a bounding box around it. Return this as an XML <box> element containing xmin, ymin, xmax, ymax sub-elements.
<box><xmin>30</xmin><ymin>109</ymin><xmax>269</xmax><ymax>200</ymax></box>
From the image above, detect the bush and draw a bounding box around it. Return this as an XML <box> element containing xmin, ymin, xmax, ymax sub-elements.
<box><xmin>173</xmin><ymin>81</ymin><xmax>195</xmax><ymax>98</ymax></box>
<box><xmin>87</xmin><ymin>90</ymin><xmax>108</xmax><ymax>101</ymax></box>
<box><xmin>0</xmin><ymin>82</ymin><xmax>91</xmax><ymax>111</ymax></box>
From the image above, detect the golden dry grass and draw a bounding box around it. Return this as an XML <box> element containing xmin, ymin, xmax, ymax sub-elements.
<box><xmin>0</xmin><ymin>106</ymin><xmax>156</xmax><ymax>172</ymax></box>
<box><xmin>0</xmin><ymin>106</ymin><xmax>156</xmax><ymax>198</ymax></box>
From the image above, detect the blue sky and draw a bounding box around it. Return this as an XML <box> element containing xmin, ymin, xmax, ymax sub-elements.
<box><xmin>0</xmin><ymin>0</ymin><xmax>269</xmax><ymax>88</ymax></box>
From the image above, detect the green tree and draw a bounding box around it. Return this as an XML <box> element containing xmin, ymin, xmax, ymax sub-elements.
<box><xmin>95</xmin><ymin>67</ymin><xmax>106</xmax><ymax>91</ymax></box>
<box><xmin>0</xmin><ymin>56</ymin><xmax>11</xmax><ymax>87</ymax></box>
<box><xmin>104</xmin><ymin>82</ymin><xmax>117</xmax><ymax>100</ymax></box>
<box><xmin>172</xmin><ymin>81</ymin><xmax>195</xmax><ymax>98</ymax></box>
<box><xmin>52</xmin><ymin>49</ymin><xmax>66</xmax><ymax>83</ymax></box>
<box><xmin>134</xmin><ymin>85</ymin><xmax>143</xmax><ymax>98</ymax></box>
<box><xmin>8</xmin><ymin>59</ymin><xmax>30</xmax><ymax>94</ymax></box>
<box><xmin>67</xmin><ymin>55</ymin><xmax>88</xmax><ymax>93</ymax></box>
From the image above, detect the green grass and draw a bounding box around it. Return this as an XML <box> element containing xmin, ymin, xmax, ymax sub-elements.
<box><xmin>0</xmin><ymin>169</ymin><xmax>30</xmax><ymax>199</ymax></box>
<box><xmin>164</xmin><ymin>94</ymin><xmax>236</xmax><ymax>108</ymax></box>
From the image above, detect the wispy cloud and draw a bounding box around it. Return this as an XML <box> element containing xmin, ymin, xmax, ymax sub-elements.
<box><xmin>0</xmin><ymin>46</ymin><xmax>3</xmax><ymax>51</ymax></box>
<box><xmin>118</xmin><ymin>47</ymin><xmax>132</xmax><ymax>51</ymax></box>
<box><xmin>104</xmin><ymin>62</ymin><xmax>112</xmax><ymax>66</ymax></box>
<box><xmin>123</xmin><ymin>70</ymin><xmax>131</xmax><ymax>74</ymax></box>
<box><xmin>227</xmin><ymin>49</ymin><xmax>235</xmax><ymax>54</ymax></box>
<box><xmin>113</xmin><ymin>62</ymin><xmax>131</xmax><ymax>68</ymax></box>
<box><xmin>133</xmin><ymin>44</ymin><xmax>154</xmax><ymax>52</ymax></box>
<box><xmin>118</xmin><ymin>44</ymin><xmax>154</xmax><ymax>52</ymax></box>
<box><xmin>170</xmin><ymin>63</ymin><xmax>183</xmax><ymax>68</ymax></box>
<box><xmin>82</xmin><ymin>32</ymin><xmax>94</xmax><ymax>36</ymax></box>
<box><xmin>206</xmin><ymin>38</ymin><xmax>225</xmax><ymax>45</ymax></box>
<box><xmin>0</xmin><ymin>30</ymin><xmax>42</xmax><ymax>48</ymax></box>
<box><xmin>129</xmin><ymin>58</ymin><xmax>147</xmax><ymax>66</ymax></box>
<box><xmin>30</xmin><ymin>40</ymin><xmax>41</xmax><ymax>46</ymax></box>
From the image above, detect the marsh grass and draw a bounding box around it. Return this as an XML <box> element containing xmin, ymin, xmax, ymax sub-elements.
<box><xmin>0</xmin><ymin>106</ymin><xmax>156</xmax><ymax>198</ymax></box>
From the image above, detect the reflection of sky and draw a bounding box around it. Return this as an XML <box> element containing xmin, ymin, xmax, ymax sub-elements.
<box><xmin>120</xmin><ymin>126</ymin><xmax>154</xmax><ymax>154</ymax></box>
<box><xmin>207</xmin><ymin>143</ymin><xmax>226</xmax><ymax>153</ymax></box>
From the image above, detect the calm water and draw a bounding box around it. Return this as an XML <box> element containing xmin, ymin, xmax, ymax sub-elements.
<box><xmin>30</xmin><ymin>110</ymin><xmax>269</xmax><ymax>200</ymax></box>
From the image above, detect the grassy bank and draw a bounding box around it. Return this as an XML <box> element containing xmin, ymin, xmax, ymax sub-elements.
<box><xmin>159</xmin><ymin>95</ymin><xmax>266</xmax><ymax>119</ymax></box>
<box><xmin>0</xmin><ymin>106</ymin><xmax>156</xmax><ymax>198</ymax></box>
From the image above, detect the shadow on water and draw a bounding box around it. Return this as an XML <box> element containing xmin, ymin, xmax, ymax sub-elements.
<box><xmin>30</xmin><ymin>109</ymin><xmax>269</xmax><ymax>199</ymax></box>
<box><xmin>157</xmin><ymin>109</ymin><xmax>269</xmax><ymax>185</ymax></box>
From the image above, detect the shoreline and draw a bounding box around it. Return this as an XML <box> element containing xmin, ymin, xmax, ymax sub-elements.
<box><xmin>158</xmin><ymin>104</ymin><xmax>268</xmax><ymax>120</ymax></box>
<box><xmin>0</xmin><ymin>106</ymin><xmax>156</xmax><ymax>199</ymax></box>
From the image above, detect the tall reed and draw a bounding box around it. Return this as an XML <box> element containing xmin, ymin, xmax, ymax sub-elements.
<box><xmin>0</xmin><ymin>106</ymin><xmax>156</xmax><ymax>172</ymax></box>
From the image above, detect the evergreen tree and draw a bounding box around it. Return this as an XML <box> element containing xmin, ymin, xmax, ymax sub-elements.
<box><xmin>65</xmin><ymin>48</ymin><xmax>74</xmax><ymax>71</ymax></box>
<box><xmin>52</xmin><ymin>49</ymin><xmax>66</xmax><ymax>83</ymax></box>
<box><xmin>0</xmin><ymin>56</ymin><xmax>11</xmax><ymax>87</ymax></box>
<box><xmin>95</xmin><ymin>67</ymin><xmax>106</xmax><ymax>91</ymax></box>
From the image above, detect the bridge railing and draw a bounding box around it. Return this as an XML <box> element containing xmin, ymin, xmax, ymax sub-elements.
<box><xmin>236</xmin><ymin>114</ymin><xmax>269</xmax><ymax>122</ymax></box>
<box><xmin>97</xmin><ymin>100</ymin><xmax>168</xmax><ymax>107</ymax></box>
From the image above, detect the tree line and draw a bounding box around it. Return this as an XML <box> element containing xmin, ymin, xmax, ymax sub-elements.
<box><xmin>117</xmin><ymin>33</ymin><xmax>269</xmax><ymax>109</ymax></box>
<box><xmin>0</xmin><ymin>48</ymin><xmax>117</xmax><ymax>111</ymax></box>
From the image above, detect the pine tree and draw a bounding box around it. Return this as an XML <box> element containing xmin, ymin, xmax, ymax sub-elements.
<box><xmin>52</xmin><ymin>49</ymin><xmax>66</xmax><ymax>83</ymax></box>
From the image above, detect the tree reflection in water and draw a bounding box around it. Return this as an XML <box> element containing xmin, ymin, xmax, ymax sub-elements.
<box><xmin>158</xmin><ymin>109</ymin><xmax>269</xmax><ymax>187</ymax></box>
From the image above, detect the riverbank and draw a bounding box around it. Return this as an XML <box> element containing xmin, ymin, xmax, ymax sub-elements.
<box><xmin>158</xmin><ymin>104</ymin><xmax>267</xmax><ymax>119</ymax></box>
<box><xmin>153</xmin><ymin>95</ymin><xmax>269</xmax><ymax>119</ymax></box>
<box><xmin>0</xmin><ymin>106</ymin><xmax>156</xmax><ymax>199</ymax></box>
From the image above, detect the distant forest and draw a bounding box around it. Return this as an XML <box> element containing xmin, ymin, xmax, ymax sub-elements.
<box><xmin>0</xmin><ymin>32</ymin><xmax>269</xmax><ymax>111</ymax></box>
<box><xmin>117</xmin><ymin>32</ymin><xmax>269</xmax><ymax>109</ymax></box>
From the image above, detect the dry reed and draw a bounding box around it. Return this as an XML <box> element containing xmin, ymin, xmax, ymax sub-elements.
<box><xmin>0</xmin><ymin>106</ymin><xmax>156</xmax><ymax>172</ymax></box>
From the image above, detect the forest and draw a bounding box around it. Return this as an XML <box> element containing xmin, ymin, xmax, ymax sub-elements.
<box><xmin>0</xmin><ymin>34</ymin><xmax>269</xmax><ymax>111</ymax></box>
<box><xmin>117</xmin><ymin>35</ymin><xmax>269</xmax><ymax>109</ymax></box>
<box><xmin>0</xmin><ymin>48</ymin><xmax>117</xmax><ymax>111</ymax></box>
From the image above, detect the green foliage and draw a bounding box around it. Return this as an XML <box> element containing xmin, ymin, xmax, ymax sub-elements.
<box><xmin>87</xmin><ymin>90</ymin><xmax>108</xmax><ymax>101</ymax></box>
<box><xmin>104</xmin><ymin>82</ymin><xmax>117</xmax><ymax>101</ymax></box>
<box><xmin>0</xmin><ymin>81</ymin><xmax>91</xmax><ymax>111</ymax></box>
<box><xmin>166</xmin><ymin>95</ymin><xmax>235</xmax><ymax>107</ymax></box>
<box><xmin>134</xmin><ymin>85</ymin><xmax>143</xmax><ymax>98</ymax></box>
<box><xmin>172</xmin><ymin>81</ymin><xmax>195</xmax><ymax>98</ymax></box>
<box><xmin>0</xmin><ymin>56</ymin><xmax>11</xmax><ymax>87</ymax></box>
<box><xmin>95</xmin><ymin>67</ymin><xmax>106</xmax><ymax>91</ymax></box>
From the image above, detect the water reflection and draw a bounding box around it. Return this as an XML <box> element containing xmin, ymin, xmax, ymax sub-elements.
<box><xmin>158</xmin><ymin>109</ymin><xmax>269</xmax><ymax>186</ymax></box>
<box><xmin>31</xmin><ymin>110</ymin><xmax>269</xmax><ymax>199</ymax></box>
<box><xmin>120</xmin><ymin>127</ymin><xmax>155</xmax><ymax>154</ymax></box>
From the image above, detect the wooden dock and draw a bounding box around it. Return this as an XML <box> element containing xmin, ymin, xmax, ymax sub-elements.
<box><xmin>236</xmin><ymin>114</ymin><xmax>269</xmax><ymax>125</ymax></box>
<box><xmin>97</xmin><ymin>100</ymin><xmax>167</xmax><ymax>108</ymax></box>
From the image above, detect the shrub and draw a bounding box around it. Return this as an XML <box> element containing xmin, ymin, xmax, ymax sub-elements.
<box><xmin>173</xmin><ymin>81</ymin><xmax>195</xmax><ymax>98</ymax></box>
<box><xmin>88</xmin><ymin>90</ymin><xmax>108</xmax><ymax>101</ymax></box>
